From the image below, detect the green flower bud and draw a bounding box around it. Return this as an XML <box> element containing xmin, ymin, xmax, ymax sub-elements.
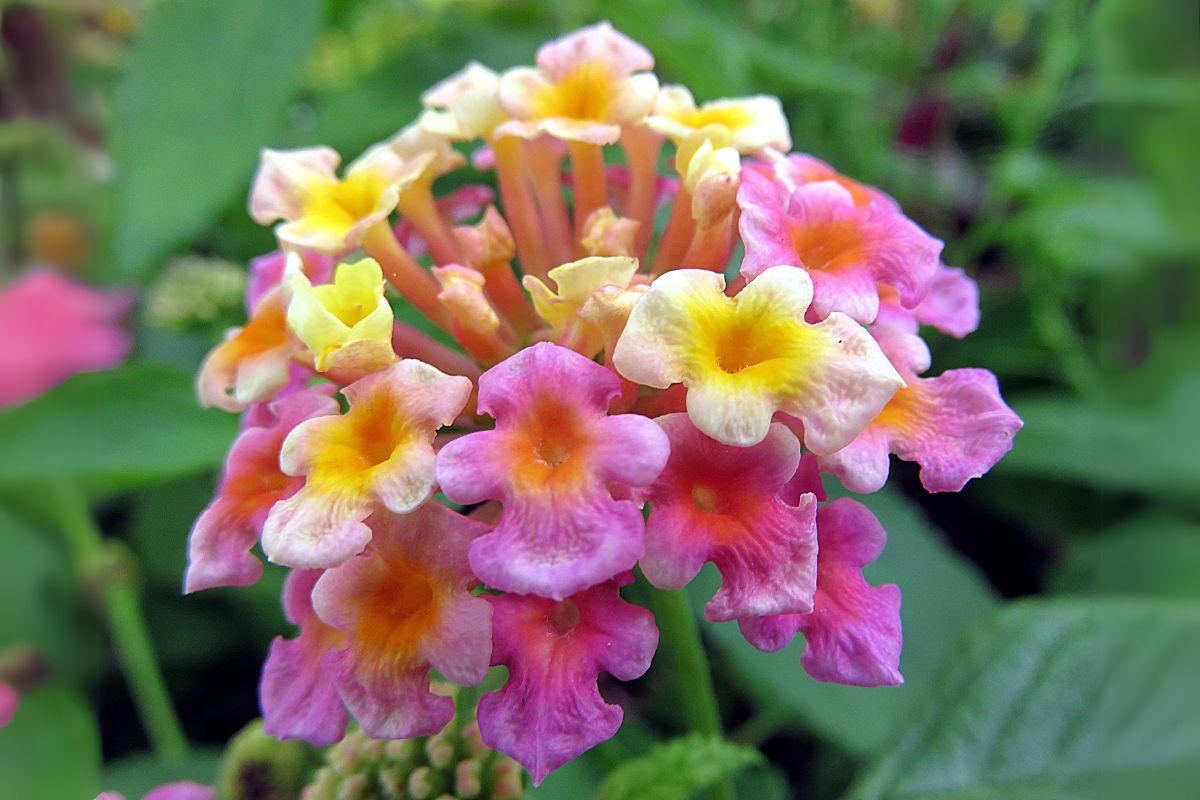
<box><xmin>145</xmin><ymin>256</ymin><xmax>246</xmax><ymax>332</ymax></box>
<box><xmin>216</xmin><ymin>719</ymin><xmax>319</xmax><ymax>800</ymax></box>
<box><xmin>298</xmin><ymin>683</ymin><xmax>526</xmax><ymax>799</ymax></box>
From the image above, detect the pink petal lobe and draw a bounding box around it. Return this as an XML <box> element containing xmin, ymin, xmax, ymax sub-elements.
<box><xmin>142</xmin><ymin>783</ymin><xmax>216</xmax><ymax>800</ymax></box>
<box><xmin>311</xmin><ymin>504</ymin><xmax>492</xmax><ymax>739</ymax></box>
<box><xmin>478</xmin><ymin>575</ymin><xmax>657</xmax><ymax>785</ymax></box>
<box><xmin>642</xmin><ymin>414</ymin><xmax>818</xmax><ymax>621</ymax></box>
<box><xmin>437</xmin><ymin>343</ymin><xmax>668</xmax><ymax>599</ymax></box>
<box><xmin>185</xmin><ymin>386</ymin><xmax>338</xmax><ymax>593</ymax></box>
<box><xmin>912</xmin><ymin>265</ymin><xmax>980</xmax><ymax>338</ymax></box>
<box><xmin>259</xmin><ymin>568</ymin><xmax>349</xmax><ymax>745</ymax></box>
<box><xmin>740</xmin><ymin>498</ymin><xmax>903</xmax><ymax>687</ymax></box>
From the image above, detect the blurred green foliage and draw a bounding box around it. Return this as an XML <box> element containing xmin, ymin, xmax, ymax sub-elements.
<box><xmin>0</xmin><ymin>0</ymin><xmax>1196</xmax><ymax>798</ymax></box>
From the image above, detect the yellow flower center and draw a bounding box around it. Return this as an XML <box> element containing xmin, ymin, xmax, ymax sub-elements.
<box><xmin>533</xmin><ymin>62</ymin><xmax>617</xmax><ymax>122</ymax></box>
<box><xmin>686</xmin><ymin>292</ymin><xmax>822</xmax><ymax>389</ymax></box>
<box><xmin>301</xmin><ymin>171</ymin><xmax>391</xmax><ymax>231</ymax></box>
<box><xmin>675</xmin><ymin>104</ymin><xmax>754</xmax><ymax>133</ymax></box>
<box><xmin>506</xmin><ymin>394</ymin><xmax>595</xmax><ymax>490</ymax></box>
<box><xmin>308</xmin><ymin>391</ymin><xmax>415</xmax><ymax>492</ymax></box>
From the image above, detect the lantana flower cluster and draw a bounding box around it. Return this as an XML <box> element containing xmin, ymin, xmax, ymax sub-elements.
<box><xmin>188</xmin><ymin>22</ymin><xmax>1021</xmax><ymax>786</ymax></box>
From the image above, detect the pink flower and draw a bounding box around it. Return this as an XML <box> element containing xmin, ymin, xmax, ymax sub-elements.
<box><xmin>641</xmin><ymin>414</ymin><xmax>819</xmax><ymax>621</ymax></box>
<box><xmin>96</xmin><ymin>784</ymin><xmax>215</xmax><ymax>800</ymax></box>
<box><xmin>496</xmin><ymin>22</ymin><xmax>659</xmax><ymax>145</ymax></box>
<box><xmin>478</xmin><ymin>574</ymin><xmax>657</xmax><ymax>785</ymax></box>
<box><xmin>260</xmin><ymin>568</ymin><xmax>349</xmax><ymax>745</ymax></box>
<box><xmin>143</xmin><ymin>783</ymin><xmax>215</xmax><ymax>800</ymax></box>
<box><xmin>820</xmin><ymin>325</ymin><xmax>1022</xmax><ymax>493</ymax></box>
<box><xmin>437</xmin><ymin>343</ymin><xmax>670</xmax><ymax>599</ymax></box>
<box><xmin>312</xmin><ymin>503</ymin><xmax>493</xmax><ymax>739</ymax></box>
<box><xmin>738</xmin><ymin>168</ymin><xmax>942</xmax><ymax>324</ymax></box>
<box><xmin>772</xmin><ymin>153</ymin><xmax>897</xmax><ymax>209</ymax></box>
<box><xmin>876</xmin><ymin>264</ymin><xmax>981</xmax><ymax>339</ymax></box>
<box><xmin>0</xmin><ymin>681</ymin><xmax>17</xmax><ymax>728</ymax></box>
<box><xmin>740</xmin><ymin>498</ymin><xmax>902</xmax><ymax>687</ymax></box>
<box><xmin>262</xmin><ymin>360</ymin><xmax>472</xmax><ymax>569</ymax></box>
<box><xmin>0</xmin><ymin>269</ymin><xmax>130</xmax><ymax>408</ymax></box>
<box><xmin>185</xmin><ymin>386</ymin><xmax>338</xmax><ymax>593</ymax></box>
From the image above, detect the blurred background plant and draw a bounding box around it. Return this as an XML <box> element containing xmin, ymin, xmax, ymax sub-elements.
<box><xmin>0</xmin><ymin>0</ymin><xmax>1196</xmax><ymax>798</ymax></box>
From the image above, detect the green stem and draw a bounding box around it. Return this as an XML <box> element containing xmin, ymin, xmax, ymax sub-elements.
<box><xmin>52</xmin><ymin>484</ymin><xmax>188</xmax><ymax>760</ymax></box>
<box><xmin>651</xmin><ymin>586</ymin><xmax>735</xmax><ymax>800</ymax></box>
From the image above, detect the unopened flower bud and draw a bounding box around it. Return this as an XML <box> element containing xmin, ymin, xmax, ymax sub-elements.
<box><xmin>145</xmin><ymin>256</ymin><xmax>246</xmax><ymax>332</ymax></box>
<box><xmin>216</xmin><ymin>719</ymin><xmax>318</xmax><ymax>800</ymax></box>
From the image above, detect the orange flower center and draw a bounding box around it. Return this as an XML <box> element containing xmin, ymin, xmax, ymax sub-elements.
<box><xmin>506</xmin><ymin>394</ymin><xmax>595</xmax><ymax>490</ymax></box>
<box><xmin>353</xmin><ymin>550</ymin><xmax>440</xmax><ymax>671</ymax></box>
<box><xmin>789</xmin><ymin>217</ymin><xmax>864</xmax><ymax>274</ymax></box>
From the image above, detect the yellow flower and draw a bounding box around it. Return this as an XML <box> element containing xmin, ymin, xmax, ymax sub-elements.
<box><xmin>286</xmin><ymin>257</ymin><xmax>395</xmax><ymax>375</ymax></box>
<box><xmin>495</xmin><ymin>22</ymin><xmax>659</xmax><ymax>145</ymax></box>
<box><xmin>613</xmin><ymin>266</ymin><xmax>903</xmax><ymax>449</ymax></box>
<box><xmin>523</xmin><ymin>256</ymin><xmax>640</xmax><ymax>355</ymax></box>
<box><xmin>647</xmin><ymin>85</ymin><xmax>791</xmax><ymax>154</ymax></box>
<box><xmin>249</xmin><ymin>144</ymin><xmax>433</xmax><ymax>253</ymax></box>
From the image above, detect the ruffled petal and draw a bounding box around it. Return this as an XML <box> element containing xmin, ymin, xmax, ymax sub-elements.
<box><xmin>478</xmin><ymin>576</ymin><xmax>657</xmax><ymax>785</ymax></box>
<box><xmin>312</xmin><ymin>504</ymin><xmax>491</xmax><ymax>739</ymax></box>
<box><xmin>740</xmin><ymin>498</ymin><xmax>903</xmax><ymax>687</ymax></box>
<box><xmin>911</xmin><ymin>264</ymin><xmax>980</xmax><ymax>338</ymax></box>
<box><xmin>438</xmin><ymin>343</ymin><xmax>665</xmax><ymax>598</ymax></box>
<box><xmin>260</xmin><ymin>569</ymin><xmax>350</xmax><ymax>745</ymax></box>
<box><xmin>264</xmin><ymin>361</ymin><xmax>471</xmax><ymax>568</ymax></box>
<box><xmin>185</xmin><ymin>386</ymin><xmax>338</xmax><ymax>592</ymax></box>
<box><xmin>249</xmin><ymin>147</ymin><xmax>341</xmax><ymax>225</ymax></box>
<box><xmin>642</xmin><ymin>415</ymin><xmax>817</xmax><ymax>620</ymax></box>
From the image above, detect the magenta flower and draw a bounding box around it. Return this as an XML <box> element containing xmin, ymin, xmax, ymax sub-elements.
<box><xmin>95</xmin><ymin>785</ymin><xmax>215</xmax><ymax>800</ymax></box>
<box><xmin>641</xmin><ymin>414</ymin><xmax>819</xmax><ymax>621</ymax></box>
<box><xmin>819</xmin><ymin>324</ymin><xmax>1023</xmax><ymax>493</ymax></box>
<box><xmin>478</xmin><ymin>574</ymin><xmax>657</xmax><ymax>785</ymax></box>
<box><xmin>738</xmin><ymin>167</ymin><xmax>942</xmax><ymax>324</ymax></box>
<box><xmin>0</xmin><ymin>681</ymin><xmax>17</xmax><ymax>728</ymax></box>
<box><xmin>311</xmin><ymin>503</ymin><xmax>493</xmax><ymax>739</ymax></box>
<box><xmin>185</xmin><ymin>386</ymin><xmax>338</xmax><ymax>593</ymax></box>
<box><xmin>740</xmin><ymin>498</ymin><xmax>902</xmax><ymax>687</ymax></box>
<box><xmin>437</xmin><ymin>343</ymin><xmax>670</xmax><ymax>599</ymax></box>
<box><xmin>260</xmin><ymin>568</ymin><xmax>349</xmax><ymax>745</ymax></box>
<box><xmin>0</xmin><ymin>269</ymin><xmax>130</xmax><ymax>408</ymax></box>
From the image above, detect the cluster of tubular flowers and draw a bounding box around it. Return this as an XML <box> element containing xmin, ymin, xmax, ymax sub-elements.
<box><xmin>187</xmin><ymin>22</ymin><xmax>1022</xmax><ymax>786</ymax></box>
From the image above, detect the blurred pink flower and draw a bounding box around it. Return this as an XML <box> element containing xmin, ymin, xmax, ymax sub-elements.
<box><xmin>0</xmin><ymin>269</ymin><xmax>131</xmax><ymax>408</ymax></box>
<box><xmin>0</xmin><ymin>681</ymin><xmax>17</xmax><ymax>728</ymax></box>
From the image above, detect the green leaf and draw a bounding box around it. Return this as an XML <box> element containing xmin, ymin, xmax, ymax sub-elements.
<box><xmin>0</xmin><ymin>684</ymin><xmax>102</xmax><ymax>800</ymax></box>
<box><xmin>996</xmin><ymin>374</ymin><xmax>1200</xmax><ymax>504</ymax></box>
<box><xmin>1050</xmin><ymin>511</ymin><xmax>1200</xmax><ymax>598</ymax></box>
<box><xmin>594</xmin><ymin>735</ymin><xmax>764</xmax><ymax>800</ymax></box>
<box><xmin>109</xmin><ymin>0</ymin><xmax>321</xmax><ymax>279</ymax></box>
<box><xmin>0</xmin><ymin>362</ymin><xmax>238</xmax><ymax>496</ymax></box>
<box><xmin>845</xmin><ymin>600</ymin><xmax>1200</xmax><ymax>800</ymax></box>
<box><xmin>704</xmin><ymin>488</ymin><xmax>997</xmax><ymax>756</ymax></box>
